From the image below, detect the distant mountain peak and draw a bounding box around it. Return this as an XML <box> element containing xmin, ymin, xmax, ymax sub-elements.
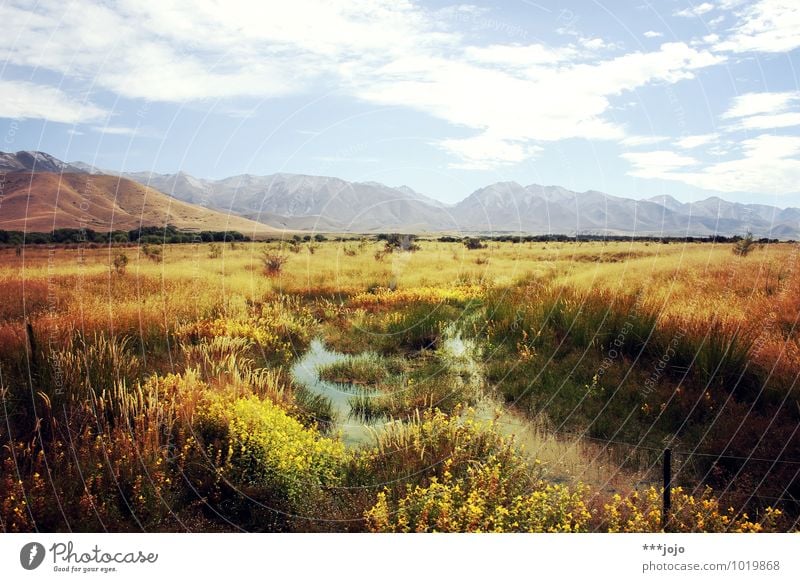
<box><xmin>0</xmin><ymin>150</ymin><xmax>86</xmax><ymax>174</ymax></box>
<box><xmin>4</xmin><ymin>150</ymin><xmax>799</xmax><ymax>237</ymax></box>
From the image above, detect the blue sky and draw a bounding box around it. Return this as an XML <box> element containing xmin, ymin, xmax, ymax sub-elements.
<box><xmin>1</xmin><ymin>0</ymin><xmax>799</xmax><ymax>205</ymax></box>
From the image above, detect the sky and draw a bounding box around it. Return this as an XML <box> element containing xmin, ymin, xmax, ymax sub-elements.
<box><xmin>0</xmin><ymin>0</ymin><xmax>799</xmax><ymax>206</ymax></box>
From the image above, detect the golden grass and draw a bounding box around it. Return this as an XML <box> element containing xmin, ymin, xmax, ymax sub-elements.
<box><xmin>1</xmin><ymin>239</ymin><xmax>798</xmax><ymax>532</ymax></box>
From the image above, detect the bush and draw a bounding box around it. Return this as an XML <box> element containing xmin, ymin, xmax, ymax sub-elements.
<box><xmin>208</xmin><ymin>243</ymin><xmax>222</xmax><ymax>259</ymax></box>
<box><xmin>196</xmin><ymin>394</ymin><xmax>347</xmax><ymax>507</ymax></box>
<box><xmin>141</xmin><ymin>244</ymin><xmax>163</xmax><ymax>263</ymax></box>
<box><xmin>383</xmin><ymin>234</ymin><xmax>420</xmax><ymax>253</ymax></box>
<box><xmin>463</xmin><ymin>237</ymin><xmax>486</xmax><ymax>250</ymax></box>
<box><xmin>733</xmin><ymin>232</ymin><xmax>755</xmax><ymax>256</ymax></box>
<box><xmin>112</xmin><ymin>253</ymin><xmax>128</xmax><ymax>275</ymax></box>
<box><xmin>366</xmin><ymin>458</ymin><xmax>591</xmax><ymax>532</ymax></box>
<box><xmin>261</xmin><ymin>251</ymin><xmax>288</xmax><ymax>276</ymax></box>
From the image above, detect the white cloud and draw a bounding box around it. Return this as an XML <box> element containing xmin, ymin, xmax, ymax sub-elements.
<box><xmin>358</xmin><ymin>41</ymin><xmax>721</xmax><ymax>166</ymax></box>
<box><xmin>0</xmin><ymin>80</ymin><xmax>107</xmax><ymax>124</ymax></box>
<box><xmin>624</xmin><ymin>135</ymin><xmax>800</xmax><ymax>194</ymax></box>
<box><xmin>0</xmin><ymin>1</ymin><xmax>726</xmax><ymax>169</ymax></box>
<box><xmin>722</xmin><ymin>91</ymin><xmax>800</xmax><ymax>119</ymax></box>
<box><xmin>714</xmin><ymin>0</ymin><xmax>800</xmax><ymax>53</ymax></box>
<box><xmin>675</xmin><ymin>3</ymin><xmax>715</xmax><ymax>18</ymax></box>
<box><xmin>465</xmin><ymin>43</ymin><xmax>577</xmax><ymax>66</ymax></box>
<box><xmin>90</xmin><ymin>125</ymin><xmax>164</xmax><ymax>138</ymax></box>
<box><xmin>643</xmin><ymin>31</ymin><xmax>663</xmax><ymax>38</ymax></box>
<box><xmin>621</xmin><ymin>135</ymin><xmax>670</xmax><ymax>146</ymax></box>
<box><xmin>734</xmin><ymin>112</ymin><xmax>800</xmax><ymax>130</ymax></box>
<box><xmin>622</xmin><ymin>150</ymin><xmax>700</xmax><ymax>178</ymax></box>
<box><xmin>720</xmin><ymin>91</ymin><xmax>800</xmax><ymax>130</ymax></box>
<box><xmin>581</xmin><ymin>37</ymin><xmax>607</xmax><ymax>50</ymax></box>
<box><xmin>675</xmin><ymin>133</ymin><xmax>719</xmax><ymax>148</ymax></box>
<box><xmin>439</xmin><ymin>134</ymin><xmax>542</xmax><ymax>170</ymax></box>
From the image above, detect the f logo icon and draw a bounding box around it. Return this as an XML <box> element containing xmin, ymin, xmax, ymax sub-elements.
<box><xmin>20</xmin><ymin>542</ymin><xmax>46</xmax><ymax>570</ymax></box>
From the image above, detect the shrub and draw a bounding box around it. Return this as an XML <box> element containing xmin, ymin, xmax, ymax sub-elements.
<box><xmin>733</xmin><ymin>232</ymin><xmax>755</xmax><ymax>256</ymax></box>
<box><xmin>112</xmin><ymin>253</ymin><xmax>128</xmax><ymax>275</ymax></box>
<box><xmin>141</xmin><ymin>243</ymin><xmax>163</xmax><ymax>263</ymax></box>
<box><xmin>196</xmin><ymin>394</ymin><xmax>347</xmax><ymax>508</ymax></box>
<box><xmin>597</xmin><ymin>486</ymin><xmax>783</xmax><ymax>533</ymax></box>
<box><xmin>382</xmin><ymin>233</ymin><xmax>420</xmax><ymax>254</ymax></box>
<box><xmin>463</xmin><ymin>237</ymin><xmax>486</xmax><ymax>250</ymax></box>
<box><xmin>261</xmin><ymin>251</ymin><xmax>288</xmax><ymax>276</ymax></box>
<box><xmin>366</xmin><ymin>458</ymin><xmax>591</xmax><ymax>532</ymax></box>
<box><xmin>208</xmin><ymin>243</ymin><xmax>222</xmax><ymax>259</ymax></box>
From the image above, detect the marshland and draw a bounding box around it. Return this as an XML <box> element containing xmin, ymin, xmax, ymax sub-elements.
<box><xmin>0</xmin><ymin>236</ymin><xmax>796</xmax><ymax>532</ymax></box>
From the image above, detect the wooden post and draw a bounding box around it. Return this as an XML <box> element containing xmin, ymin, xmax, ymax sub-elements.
<box><xmin>662</xmin><ymin>448</ymin><xmax>672</xmax><ymax>531</ymax></box>
<box><xmin>25</xmin><ymin>318</ymin><xmax>38</xmax><ymax>376</ymax></box>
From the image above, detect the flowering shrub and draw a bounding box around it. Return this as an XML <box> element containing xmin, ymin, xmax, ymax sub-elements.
<box><xmin>595</xmin><ymin>485</ymin><xmax>784</xmax><ymax>532</ymax></box>
<box><xmin>196</xmin><ymin>394</ymin><xmax>347</xmax><ymax>507</ymax></box>
<box><xmin>667</xmin><ymin>486</ymin><xmax>783</xmax><ymax>533</ymax></box>
<box><xmin>599</xmin><ymin>487</ymin><xmax>662</xmax><ymax>532</ymax></box>
<box><xmin>367</xmin><ymin>477</ymin><xmax>785</xmax><ymax>533</ymax></box>
<box><xmin>366</xmin><ymin>457</ymin><xmax>591</xmax><ymax>532</ymax></box>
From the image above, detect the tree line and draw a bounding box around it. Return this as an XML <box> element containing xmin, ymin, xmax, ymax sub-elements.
<box><xmin>0</xmin><ymin>225</ymin><xmax>250</xmax><ymax>246</ymax></box>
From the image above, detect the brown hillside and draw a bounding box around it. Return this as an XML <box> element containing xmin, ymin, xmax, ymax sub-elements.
<box><xmin>0</xmin><ymin>172</ymin><xmax>279</xmax><ymax>235</ymax></box>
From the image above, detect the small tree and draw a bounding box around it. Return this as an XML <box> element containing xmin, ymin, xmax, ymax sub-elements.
<box><xmin>261</xmin><ymin>250</ymin><xmax>288</xmax><ymax>276</ymax></box>
<box><xmin>208</xmin><ymin>243</ymin><xmax>222</xmax><ymax>259</ymax></box>
<box><xmin>112</xmin><ymin>253</ymin><xmax>129</xmax><ymax>275</ymax></box>
<box><xmin>384</xmin><ymin>233</ymin><xmax>420</xmax><ymax>253</ymax></box>
<box><xmin>141</xmin><ymin>244</ymin><xmax>163</xmax><ymax>263</ymax></box>
<box><xmin>733</xmin><ymin>232</ymin><xmax>755</xmax><ymax>257</ymax></box>
<box><xmin>463</xmin><ymin>237</ymin><xmax>486</xmax><ymax>250</ymax></box>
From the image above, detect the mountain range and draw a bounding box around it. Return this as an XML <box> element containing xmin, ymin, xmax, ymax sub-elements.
<box><xmin>0</xmin><ymin>154</ymin><xmax>276</xmax><ymax>234</ymax></box>
<box><xmin>2</xmin><ymin>150</ymin><xmax>799</xmax><ymax>237</ymax></box>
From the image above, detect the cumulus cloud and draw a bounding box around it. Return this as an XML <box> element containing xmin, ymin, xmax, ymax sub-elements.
<box><xmin>722</xmin><ymin>91</ymin><xmax>800</xmax><ymax>119</ymax></box>
<box><xmin>624</xmin><ymin>135</ymin><xmax>800</xmax><ymax>194</ymax></box>
<box><xmin>438</xmin><ymin>134</ymin><xmax>543</xmax><ymax>170</ymax></box>
<box><xmin>714</xmin><ymin>0</ymin><xmax>800</xmax><ymax>53</ymax></box>
<box><xmin>675</xmin><ymin>2</ymin><xmax>715</xmax><ymax>18</ymax></box>
<box><xmin>622</xmin><ymin>150</ymin><xmax>700</xmax><ymax>178</ymax></box>
<box><xmin>721</xmin><ymin>91</ymin><xmax>800</xmax><ymax>130</ymax></box>
<box><xmin>0</xmin><ymin>80</ymin><xmax>108</xmax><ymax>124</ymax></box>
<box><xmin>0</xmin><ymin>0</ymin><xmax>731</xmax><ymax>169</ymax></box>
<box><xmin>675</xmin><ymin>133</ymin><xmax>719</xmax><ymax>148</ymax></box>
<box><xmin>621</xmin><ymin>135</ymin><xmax>670</xmax><ymax>147</ymax></box>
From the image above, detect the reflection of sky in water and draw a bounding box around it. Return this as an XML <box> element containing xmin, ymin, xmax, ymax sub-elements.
<box><xmin>290</xmin><ymin>339</ymin><xmax>389</xmax><ymax>446</ymax></box>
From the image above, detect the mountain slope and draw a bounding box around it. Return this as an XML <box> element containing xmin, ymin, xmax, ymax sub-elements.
<box><xmin>4</xmin><ymin>150</ymin><xmax>799</xmax><ymax>237</ymax></box>
<box><xmin>0</xmin><ymin>151</ymin><xmax>86</xmax><ymax>174</ymax></box>
<box><xmin>121</xmin><ymin>171</ymin><xmax>459</xmax><ymax>231</ymax></box>
<box><xmin>0</xmin><ymin>172</ymin><xmax>278</xmax><ymax>234</ymax></box>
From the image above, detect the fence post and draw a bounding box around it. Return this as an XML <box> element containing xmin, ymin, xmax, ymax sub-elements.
<box><xmin>25</xmin><ymin>318</ymin><xmax>38</xmax><ymax>378</ymax></box>
<box><xmin>662</xmin><ymin>448</ymin><xmax>672</xmax><ymax>531</ymax></box>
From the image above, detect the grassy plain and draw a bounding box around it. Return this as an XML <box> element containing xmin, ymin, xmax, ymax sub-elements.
<box><xmin>0</xmin><ymin>238</ymin><xmax>796</xmax><ymax>531</ymax></box>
